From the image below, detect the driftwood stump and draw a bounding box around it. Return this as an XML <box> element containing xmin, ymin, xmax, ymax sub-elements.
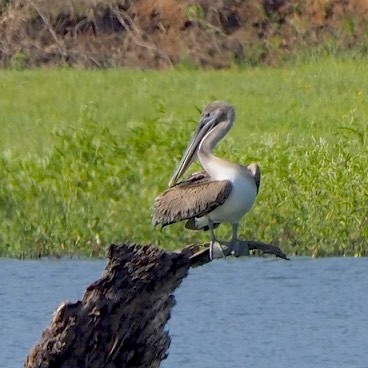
<box><xmin>24</xmin><ymin>241</ymin><xmax>288</xmax><ymax>368</ymax></box>
<box><xmin>24</xmin><ymin>244</ymin><xmax>190</xmax><ymax>368</ymax></box>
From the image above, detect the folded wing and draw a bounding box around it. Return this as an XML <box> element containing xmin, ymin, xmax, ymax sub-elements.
<box><xmin>152</xmin><ymin>171</ymin><xmax>232</xmax><ymax>228</ymax></box>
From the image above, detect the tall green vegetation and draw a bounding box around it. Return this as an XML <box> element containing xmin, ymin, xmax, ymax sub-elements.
<box><xmin>0</xmin><ymin>57</ymin><xmax>367</xmax><ymax>257</ymax></box>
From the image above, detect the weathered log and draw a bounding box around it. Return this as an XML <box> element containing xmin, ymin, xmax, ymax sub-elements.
<box><xmin>24</xmin><ymin>241</ymin><xmax>288</xmax><ymax>368</ymax></box>
<box><xmin>186</xmin><ymin>240</ymin><xmax>290</xmax><ymax>267</ymax></box>
<box><xmin>24</xmin><ymin>243</ymin><xmax>190</xmax><ymax>368</ymax></box>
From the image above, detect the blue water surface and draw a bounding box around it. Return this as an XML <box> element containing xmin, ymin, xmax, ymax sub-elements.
<box><xmin>1</xmin><ymin>257</ymin><xmax>367</xmax><ymax>368</ymax></box>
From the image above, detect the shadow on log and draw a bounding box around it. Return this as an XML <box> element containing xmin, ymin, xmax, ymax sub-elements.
<box><xmin>24</xmin><ymin>241</ymin><xmax>288</xmax><ymax>368</ymax></box>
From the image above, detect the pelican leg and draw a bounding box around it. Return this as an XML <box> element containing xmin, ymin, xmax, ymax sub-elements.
<box><xmin>208</xmin><ymin>220</ymin><xmax>225</xmax><ymax>260</ymax></box>
<box><xmin>229</xmin><ymin>223</ymin><xmax>249</xmax><ymax>257</ymax></box>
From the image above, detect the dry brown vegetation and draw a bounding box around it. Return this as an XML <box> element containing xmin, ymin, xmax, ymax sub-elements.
<box><xmin>0</xmin><ymin>0</ymin><xmax>368</xmax><ymax>68</ymax></box>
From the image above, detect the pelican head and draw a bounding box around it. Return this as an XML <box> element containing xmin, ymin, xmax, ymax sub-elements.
<box><xmin>169</xmin><ymin>101</ymin><xmax>235</xmax><ymax>187</ymax></box>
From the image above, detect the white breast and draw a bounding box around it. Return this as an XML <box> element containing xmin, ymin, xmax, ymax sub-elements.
<box><xmin>201</xmin><ymin>157</ymin><xmax>258</xmax><ymax>224</ymax></box>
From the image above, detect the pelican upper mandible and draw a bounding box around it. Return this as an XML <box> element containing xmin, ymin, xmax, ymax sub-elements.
<box><xmin>152</xmin><ymin>101</ymin><xmax>261</xmax><ymax>259</ymax></box>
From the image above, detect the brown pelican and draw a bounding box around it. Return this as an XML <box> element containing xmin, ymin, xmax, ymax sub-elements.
<box><xmin>153</xmin><ymin>101</ymin><xmax>260</xmax><ymax>259</ymax></box>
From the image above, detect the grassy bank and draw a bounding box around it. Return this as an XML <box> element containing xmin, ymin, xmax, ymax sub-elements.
<box><xmin>1</xmin><ymin>57</ymin><xmax>367</xmax><ymax>257</ymax></box>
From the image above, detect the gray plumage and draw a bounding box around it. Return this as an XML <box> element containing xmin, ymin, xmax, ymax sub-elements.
<box><xmin>247</xmin><ymin>163</ymin><xmax>261</xmax><ymax>193</ymax></box>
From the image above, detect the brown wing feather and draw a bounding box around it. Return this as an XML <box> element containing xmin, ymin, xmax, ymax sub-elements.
<box><xmin>152</xmin><ymin>172</ymin><xmax>232</xmax><ymax>228</ymax></box>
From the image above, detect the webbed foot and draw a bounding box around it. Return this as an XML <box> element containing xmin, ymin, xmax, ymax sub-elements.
<box><xmin>229</xmin><ymin>240</ymin><xmax>249</xmax><ymax>257</ymax></box>
<box><xmin>209</xmin><ymin>240</ymin><xmax>226</xmax><ymax>260</ymax></box>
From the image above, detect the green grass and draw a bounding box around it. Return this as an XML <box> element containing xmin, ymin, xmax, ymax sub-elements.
<box><xmin>1</xmin><ymin>56</ymin><xmax>368</xmax><ymax>257</ymax></box>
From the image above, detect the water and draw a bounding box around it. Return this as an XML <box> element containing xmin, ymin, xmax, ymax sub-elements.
<box><xmin>0</xmin><ymin>259</ymin><xmax>104</xmax><ymax>368</ymax></box>
<box><xmin>1</xmin><ymin>257</ymin><xmax>367</xmax><ymax>368</ymax></box>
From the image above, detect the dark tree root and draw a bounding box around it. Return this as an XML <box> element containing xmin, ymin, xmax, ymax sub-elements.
<box><xmin>24</xmin><ymin>241</ymin><xmax>287</xmax><ymax>368</ymax></box>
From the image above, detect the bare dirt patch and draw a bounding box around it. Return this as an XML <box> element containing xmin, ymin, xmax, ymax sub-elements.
<box><xmin>1</xmin><ymin>0</ymin><xmax>367</xmax><ymax>69</ymax></box>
